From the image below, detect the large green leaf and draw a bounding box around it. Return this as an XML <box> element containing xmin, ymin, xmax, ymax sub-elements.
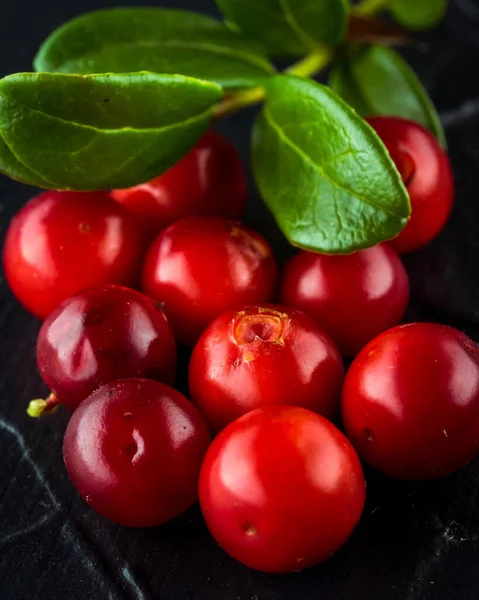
<box><xmin>329</xmin><ymin>45</ymin><xmax>446</xmax><ymax>146</ymax></box>
<box><xmin>0</xmin><ymin>72</ymin><xmax>222</xmax><ymax>190</ymax></box>
<box><xmin>216</xmin><ymin>0</ymin><xmax>349</xmax><ymax>56</ymax></box>
<box><xmin>390</xmin><ymin>0</ymin><xmax>448</xmax><ymax>31</ymax></box>
<box><xmin>0</xmin><ymin>136</ymin><xmax>58</xmax><ymax>188</ymax></box>
<box><xmin>252</xmin><ymin>75</ymin><xmax>410</xmax><ymax>254</ymax></box>
<box><xmin>34</xmin><ymin>8</ymin><xmax>274</xmax><ymax>91</ymax></box>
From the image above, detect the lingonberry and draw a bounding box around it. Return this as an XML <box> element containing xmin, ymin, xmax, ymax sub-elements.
<box><xmin>3</xmin><ymin>190</ymin><xmax>144</xmax><ymax>319</ymax></box>
<box><xmin>111</xmin><ymin>131</ymin><xmax>247</xmax><ymax>241</ymax></box>
<box><xmin>199</xmin><ymin>406</ymin><xmax>366</xmax><ymax>573</ymax></box>
<box><xmin>367</xmin><ymin>116</ymin><xmax>454</xmax><ymax>254</ymax></box>
<box><xmin>32</xmin><ymin>285</ymin><xmax>176</xmax><ymax>416</ymax></box>
<box><xmin>280</xmin><ymin>244</ymin><xmax>409</xmax><ymax>356</ymax></box>
<box><xmin>342</xmin><ymin>323</ymin><xmax>479</xmax><ymax>480</ymax></box>
<box><xmin>189</xmin><ymin>305</ymin><xmax>344</xmax><ymax>433</ymax></box>
<box><xmin>63</xmin><ymin>378</ymin><xmax>211</xmax><ymax>527</ymax></box>
<box><xmin>142</xmin><ymin>216</ymin><xmax>278</xmax><ymax>346</ymax></box>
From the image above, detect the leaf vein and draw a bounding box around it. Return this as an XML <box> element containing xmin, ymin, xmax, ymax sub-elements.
<box><xmin>0</xmin><ymin>90</ymin><xmax>216</xmax><ymax>134</ymax></box>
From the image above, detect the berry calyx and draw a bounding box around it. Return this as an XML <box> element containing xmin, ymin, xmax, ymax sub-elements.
<box><xmin>232</xmin><ymin>307</ymin><xmax>288</xmax><ymax>346</ymax></box>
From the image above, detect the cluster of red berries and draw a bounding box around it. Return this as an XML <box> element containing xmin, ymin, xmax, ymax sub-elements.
<box><xmin>3</xmin><ymin>117</ymin><xmax>477</xmax><ymax>575</ymax></box>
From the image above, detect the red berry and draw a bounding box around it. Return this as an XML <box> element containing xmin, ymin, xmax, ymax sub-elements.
<box><xmin>34</xmin><ymin>285</ymin><xmax>176</xmax><ymax>413</ymax></box>
<box><xmin>342</xmin><ymin>323</ymin><xmax>479</xmax><ymax>480</ymax></box>
<box><xmin>111</xmin><ymin>131</ymin><xmax>247</xmax><ymax>240</ymax></box>
<box><xmin>3</xmin><ymin>190</ymin><xmax>144</xmax><ymax>319</ymax></box>
<box><xmin>367</xmin><ymin>116</ymin><xmax>454</xmax><ymax>254</ymax></box>
<box><xmin>199</xmin><ymin>406</ymin><xmax>365</xmax><ymax>573</ymax></box>
<box><xmin>142</xmin><ymin>216</ymin><xmax>278</xmax><ymax>346</ymax></box>
<box><xmin>189</xmin><ymin>305</ymin><xmax>344</xmax><ymax>433</ymax></box>
<box><xmin>280</xmin><ymin>245</ymin><xmax>409</xmax><ymax>356</ymax></box>
<box><xmin>63</xmin><ymin>378</ymin><xmax>211</xmax><ymax>527</ymax></box>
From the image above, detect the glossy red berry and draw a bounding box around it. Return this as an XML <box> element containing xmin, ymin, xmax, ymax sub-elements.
<box><xmin>342</xmin><ymin>323</ymin><xmax>479</xmax><ymax>480</ymax></box>
<box><xmin>64</xmin><ymin>378</ymin><xmax>211</xmax><ymax>527</ymax></box>
<box><xmin>280</xmin><ymin>245</ymin><xmax>409</xmax><ymax>356</ymax></box>
<box><xmin>189</xmin><ymin>305</ymin><xmax>344</xmax><ymax>433</ymax></box>
<box><xmin>367</xmin><ymin>116</ymin><xmax>454</xmax><ymax>254</ymax></box>
<box><xmin>111</xmin><ymin>131</ymin><xmax>247</xmax><ymax>240</ymax></box>
<box><xmin>34</xmin><ymin>285</ymin><xmax>176</xmax><ymax>414</ymax></box>
<box><xmin>199</xmin><ymin>406</ymin><xmax>366</xmax><ymax>573</ymax></box>
<box><xmin>3</xmin><ymin>190</ymin><xmax>144</xmax><ymax>319</ymax></box>
<box><xmin>142</xmin><ymin>216</ymin><xmax>278</xmax><ymax>346</ymax></box>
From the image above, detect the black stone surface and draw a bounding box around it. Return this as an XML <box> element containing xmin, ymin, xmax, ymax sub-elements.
<box><xmin>2</xmin><ymin>1</ymin><xmax>479</xmax><ymax>599</ymax></box>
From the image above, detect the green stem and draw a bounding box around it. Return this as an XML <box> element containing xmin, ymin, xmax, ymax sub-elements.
<box><xmin>354</xmin><ymin>0</ymin><xmax>391</xmax><ymax>17</ymax></box>
<box><xmin>285</xmin><ymin>46</ymin><xmax>332</xmax><ymax>77</ymax></box>
<box><xmin>214</xmin><ymin>47</ymin><xmax>332</xmax><ymax>119</ymax></box>
<box><xmin>214</xmin><ymin>86</ymin><xmax>265</xmax><ymax>120</ymax></box>
<box><xmin>27</xmin><ymin>392</ymin><xmax>60</xmax><ymax>418</ymax></box>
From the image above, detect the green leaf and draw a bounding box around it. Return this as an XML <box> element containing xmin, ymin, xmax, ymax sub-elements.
<box><xmin>0</xmin><ymin>136</ymin><xmax>58</xmax><ymax>188</ymax></box>
<box><xmin>329</xmin><ymin>45</ymin><xmax>446</xmax><ymax>146</ymax></box>
<box><xmin>216</xmin><ymin>0</ymin><xmax>350</xmax><ymax>56</ymax></box>
<box><xmin>0</xmin><ymin>72</ymin><xmax>222</xmax><ymax>191</ymax></box>
<box><xmin>251</xmin><ymin>75</ymin><xmax>410</xmax><ymax>254</ymax></box>
<box><xmin>34</xmin><ymin>8</ymin><xmax>274</xmax><ymax>91</ymax></box>
<box><xmin>390</xmin><ymin>0</ymin><xmax>448</xmax><ymax>31</ymax></box>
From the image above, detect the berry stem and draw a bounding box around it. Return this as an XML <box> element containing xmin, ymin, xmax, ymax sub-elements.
<box><xmin>27</xmin><ymin>392</ymin><xmax>60</xmax><ymax>418</ymax></box>
<box><xmin>214</xmin><ymin>47</ymin><xmax>332</xmax><ymax>120</ymax></box>
<box><xmin>214</xmin><ymin>86</ymin><xmax>265</xmax><ymax>120</ymax></box>
<box><xmin>285</xmin><ymin>47</ymin><xmax>332</xmax><ymax>78</ymax></box>
<box><xmin>354</xmin><ymin>0</ymin><xmax>390</xmax><ymax>17</ymax></box>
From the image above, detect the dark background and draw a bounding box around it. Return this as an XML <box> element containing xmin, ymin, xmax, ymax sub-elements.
<box><xmin>2</xmin><ymin>0</ymin><xmax>479</xmax><ymax>598</ymax></box>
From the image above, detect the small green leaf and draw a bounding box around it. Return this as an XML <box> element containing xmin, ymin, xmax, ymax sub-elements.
<box><xmin>252</xmin><ymin>75</ymin><xmax>410</xmax><ymax>254</ymax></box>
<box><xmin>390</xmin><ymin>0</ymin><xmax>448</xmax><ymax>31</ymax></box>
<box><xmin>330</xmin><ymin>45</ymin><xmax>446</xmax><ymax>146</ymax></box>
<box><xmin>0</xmin><ymin>72</ymin><xmax>222</xmax><ymax>191</ymax></box>
<box><xmin>216</xmin><ymin>0</ymin><xmax>349</xmax><ymax>56</ymax></box>
<box><xmin>34</xmin><ymin>8</ymin><xmax>274</xmax><ymax>91</ymax></box>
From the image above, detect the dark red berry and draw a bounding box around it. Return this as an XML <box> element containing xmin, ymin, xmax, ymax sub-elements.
<box><xmin>64</xmin><ymin>378</ymin><xmax>211</xmax><ymax>527</ymax></box>
<box><xmin>33</xmin><ymin>285</ymin><xmax>176</xmax><ymax>415</ymax></box>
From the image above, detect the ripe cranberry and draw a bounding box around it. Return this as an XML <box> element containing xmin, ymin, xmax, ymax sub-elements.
<box><xmin>367</xmin><ymin>116</ymin><xmax>454</xmax><ymax>254</ymax></box>
<box><xmin>142</xmin><ymin>216</ymin><xmax>278</xmax><ymax>346</ymax></box>
<box><xmin>342</xmin><ymin>323</ymin><xmax>479</xmax><ymax>480</ymax></box>
<box><xmin>3</xmin><ymin>190</ymin><xmax>144</xmax><ymax>319</ymax></box>
<box><xmin>111</xmin><ymin>131</ymin><xmax>247</xmax><ymax>240</ymax></box>
<box><xmin>189</xmin><ymin>305</ymin><xmax>344</xmax><ymax>433</ymax></box>
<box><xmin>32</xmin><ymin>285</ymin><xmax>176</xmax><ymax>416</ymax></box>
<box><xmin>64</xmin><ymin>378</ymin><xmax>211</xmax><ymax>527</ymax></box>
<box><xmin>199</xmin><ymin>406</ymin><xmax>366</xmax><ymax>573</ymax></box>
<box><xmin>280</xmin><ymin>245</ymin><xmax>409</xmax><ymax>356</ymax></box>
